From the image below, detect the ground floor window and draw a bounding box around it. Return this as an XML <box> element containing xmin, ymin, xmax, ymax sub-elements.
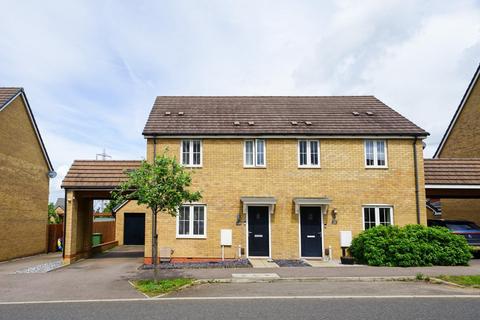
<box><xmin>363</xmin><ymin>206</ymin><xmax>393</xmax><ymax>230</ymax></box>
<box><xmin>177</xmin><ymin>205</ymin><xmax>206</xmax><ymax>238</ymax></box>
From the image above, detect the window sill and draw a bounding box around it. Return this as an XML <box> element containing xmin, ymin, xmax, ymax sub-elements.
<box><xmin>182</xmin><ymin>165</ymin><xmax>203</xmax><ymax>169</ymax></box>
<box><xmin>176</xmin><ymin>235</ymin><xmax>207</xmax><ymax>239</ymax></box>
<box><xmin>298</xmin><ymin>166</ymin><xmax>321</xmax><ymax>169</ymax></box>
<box><xmin>243</xmin><ymin>166</ymin><xmax>267</xmax><ymax>169</ymax></box>
<box><xmin>365</xmin><ymin>166</ymin><xmax>388</xmax><ymax>169</ymax></box>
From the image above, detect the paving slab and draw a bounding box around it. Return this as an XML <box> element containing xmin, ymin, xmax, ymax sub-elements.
<box><xmin>248</xmin><ymin>258</ymin><xmax>279</xmax><ymax>268</ymax></box>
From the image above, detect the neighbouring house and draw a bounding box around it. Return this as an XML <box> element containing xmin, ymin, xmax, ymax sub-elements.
<box><xmin>0</xmin><ymin>87</ymin><xmax>54</xmax><ymax>262</ymax></box>
<box><xmin>55</xmin><ymin>197</ymin><xmax>65</xmax><ymax>220</ymax></box>
<box><xmin>426</xmin><ymin>64</ymin><xmax>480</xmax><ymax>225</ymax></box>
<box><xmin>60</xmin><ymin>95</ymin><xmax>428</xmax><ymax>265</ymax></box>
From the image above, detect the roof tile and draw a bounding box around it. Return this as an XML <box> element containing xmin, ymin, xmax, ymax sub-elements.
<box><xmin>143</xmin><ymin>96</ymin><xmax>427</xmax><ymax>136</ymax></box>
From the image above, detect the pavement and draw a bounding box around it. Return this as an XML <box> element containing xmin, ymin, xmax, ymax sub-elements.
<box><xmin>136</xmin><ymin>259</ymin><xmax>480</xmax><ymax>280</ymax></box>
<box><xmin>169</xmin><ymin>279</ymin><xmax>480</xmax><ymax>298</ymax></box>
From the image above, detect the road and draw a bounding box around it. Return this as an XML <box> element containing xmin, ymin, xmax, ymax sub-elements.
<box><xmin>1</xmin><ymin>297</ymin><xmax>479</xmax><ymax>320</ymax></box>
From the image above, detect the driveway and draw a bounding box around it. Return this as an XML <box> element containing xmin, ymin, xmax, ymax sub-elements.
<box><xmin>0</xmin><ymin>246</ymin><xmax>145</xmax><ymax>302</ymax></box>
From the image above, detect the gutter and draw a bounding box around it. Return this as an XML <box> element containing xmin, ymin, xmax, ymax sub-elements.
<box><xmin>413</xmin><ymin>137</ymin><xmax>421</xmax><ymax>224</ymax></box>
<box><xmin>62</xmin><ymin>189</ymin><xmax>67</xmax><ymax>259</ymax></box>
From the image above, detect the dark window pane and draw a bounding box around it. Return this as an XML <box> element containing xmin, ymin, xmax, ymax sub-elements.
<box><xmin>245</xmin><ymin>141</ymin><xmax>254</xmax><ymax>166</ymax></box>
<box><xmin>182</xmin><ymin>141</ymin><xmax>190</xmax><ymax>165</ymax></box>
<box><xmin>299</xmin><ymin>141</ymin><xmax>307</xmax><ymax>165</ymax></box>
<box><xmin>310</xmin><ymin>141</ymin><xmax>318</xmax><ymax>165</ymax></box>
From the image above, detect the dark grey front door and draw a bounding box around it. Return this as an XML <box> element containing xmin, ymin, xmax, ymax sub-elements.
<box><xmin>248</xmin><ymin>206</ymin><xmax>270</xmax><ymax>257</ymax></box>
<box><xmin>300</xmin><ymin>207</ymin><xmax>322</xmax><ymax>257</ymax></box>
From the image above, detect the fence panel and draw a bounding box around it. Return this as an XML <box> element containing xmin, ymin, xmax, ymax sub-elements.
<box><xmin>47</xmin><ymin>220</ymin><xmax>116</xmax><ymax>252</ymax></box>
<box><xmin>92</xmin><ymin>220</ymin><xmax>116</xmax><ymax>243</ymax></box>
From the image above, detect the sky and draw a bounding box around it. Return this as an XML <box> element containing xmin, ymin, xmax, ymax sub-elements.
<box><xmin>0</xmin><ymin>0</ymin><xmax>479</xmax><ymax>202</ymax></box>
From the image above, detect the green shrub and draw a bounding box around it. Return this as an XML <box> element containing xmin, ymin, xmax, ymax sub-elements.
<box><xmin>349</xmin><ymin>225</ymin><xmax>472</xmax><ymax>267</ymax></box>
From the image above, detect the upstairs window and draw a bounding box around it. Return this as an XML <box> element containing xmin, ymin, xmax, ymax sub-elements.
<box><xmin>177</xmin><ymin>205</ymin><xmax>206</xmax><ymax>238</ymax></box>
<box><xmin>181</xmin><ymin>140</ymin><xmax>202</xmax><ymax>167</ymax></box>
<box><xmin>365</xmin><ymin>140</ymin><xmax>387</xmax><ymax>168</ymax></box>
<box><xmin>363</xmin><ymin>206</ymin><xmax>393</xmax><ymax>230</ymax></box>
<box><xmin>244</xmin><ymin>139</ymin><xmax>266</xmax><ymax>167</ymax></box>
<box><xmin>298</xmin><ymin>140</ymin><xmax>320</xmax><ymax>167</ymax></box>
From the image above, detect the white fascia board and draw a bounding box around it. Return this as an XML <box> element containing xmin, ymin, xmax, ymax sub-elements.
<box><xmin>425</xmin><ymin>184</ymin><xmax>480</xmax><ymax>189</ymax></box>
<box><xmin>144</xmin><ymin>135</ymin><xmax>426</xmax><ymax>140</ymax></box>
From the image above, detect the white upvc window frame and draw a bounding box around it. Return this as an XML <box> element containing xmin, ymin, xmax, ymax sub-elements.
<box><xmin>362</xmin><ymin>205</ymin><xmax>394</xmax><ymax>230</ymax></box>
<box><xmin>364</xmin><ymin>140</ymin><xmax>388</xmax><ymax>168</ymax></box>
<box><xmin>298</xmin><ymin>140</ymin><xmax>320</xmax><ymax>168</ymax></box>
<box><xmin>180</xmin><ymin>140</ymin><xmax>203</xmax><ymax>168</ymax></box>
<box><xmin>176</xmin><ymin>204</ymin><xmax>207</xmax><ymax>239</ymax></box>
<box><xmin>244</xmin><ymin>139</ymin><xmax>266</xmax><ymax>168</ymax></box>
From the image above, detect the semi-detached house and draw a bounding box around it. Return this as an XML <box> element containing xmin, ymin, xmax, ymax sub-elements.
<box><xmin>106</xmin><ymin>96</ymin><xmax>428</xmax><ymax>263</ymax></box>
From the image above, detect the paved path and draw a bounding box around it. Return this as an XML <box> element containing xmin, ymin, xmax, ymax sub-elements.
<box><xmin>136</xmin><ymin>259</ymin><xmax>480</xmax><ymax>280</ymax></box>
<box><xmin>1</xmin><ymin>297</ymin><xmax>480</xmax><ymax>320</ymax></box>
<box><xmin>169</xmin><ymin>279</ymin><xmax>480</xmax><ymax>297</ymax></box>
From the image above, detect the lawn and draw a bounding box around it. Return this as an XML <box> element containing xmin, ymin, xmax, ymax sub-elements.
<box><xmin>132</xmin><ymin>278</ymin><xmax>194</xmax><ymax>297</ymax></box>
<box><xmin>437</xmin><ymin>275</ymin><xmax>480</xmax><ymax>288</ymax></box>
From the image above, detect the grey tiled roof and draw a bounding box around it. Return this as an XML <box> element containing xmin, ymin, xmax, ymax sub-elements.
<box><xmin>143</xmin><ymin>96</ymin><xmax>428</xmax><ymax>136</ymax></box>
<box><xmin>0</xmin><ymin>87</ymin><xmax>22</xmax><ymax>109</ymax></box>
<box><xmin>55</xmin><ymin>198</ymin><xmax>65</xmax><ymax>210</ymax></box>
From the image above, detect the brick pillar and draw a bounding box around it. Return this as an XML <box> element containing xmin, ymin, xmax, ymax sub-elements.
<box><xmin>63</xmin><ymin>190</ymin><xmax>78</xmax><ymax>264</ymax></box>
<box><xmin>63</xmin><ymin>192</ymin><xmax>93</xmax><ymax>264</ymax></box>
<box><xmin>144</xmin><ymin>210</ymin><xmax>153</xmax><ymax>264</ymax></box>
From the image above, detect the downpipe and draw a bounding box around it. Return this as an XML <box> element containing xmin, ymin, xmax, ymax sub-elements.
<box><xmin>413</xmin><ymin>137</ymin><xmax>421</xmax><ymax>224</ymax></box>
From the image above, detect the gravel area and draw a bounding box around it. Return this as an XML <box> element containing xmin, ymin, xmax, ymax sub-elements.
<box><xmin>15</xmin><ymin>261</ymin><xmax>63</xmax><ymax>274</ymax></box>
<box><xmin>273</xmin><ymin>259</ymin><xmax>311</xmax><ymax>267</ymax></box>
<box><xmin>143</xmin><ymin>259</ymin><xmax>252</xmax><ymax>269</ymax></box>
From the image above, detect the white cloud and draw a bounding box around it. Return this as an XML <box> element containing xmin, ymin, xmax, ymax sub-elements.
<box><xmin>0</xmin><ymin>0</ymin><xmax>479</xmax><ymax>201</ymax></box>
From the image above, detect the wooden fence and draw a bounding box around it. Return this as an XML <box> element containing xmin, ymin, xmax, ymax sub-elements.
<box><xmin>47</xmin><ymin>220</ymin><xmax>116</xmax><ymax>253</ymax></box>
<box><xmin>92</xmin><ymin>221</ymin><xmax>116</xmax><ymax>243</ymax></box>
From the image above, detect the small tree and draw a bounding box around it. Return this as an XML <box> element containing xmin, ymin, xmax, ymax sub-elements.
<box><xmin>111</xmin><ymin>152</ymin><xmax>201</xmax><ymax>277</ymax></box>
<box><xmin>48</xmin><ymin>203</ymin><xmax>61</xmax><ymax>224</ymax></box>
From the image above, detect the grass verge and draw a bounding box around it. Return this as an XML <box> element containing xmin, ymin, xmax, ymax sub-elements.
<box><xmin>132</xmin><ymin>278</ymin><xmax>194</xmax><ymax>297</ymax></box>
<box><xmin>436</xmin><ymin>275</ymin><xmax>480</xmax><ymax>288</ymax></box>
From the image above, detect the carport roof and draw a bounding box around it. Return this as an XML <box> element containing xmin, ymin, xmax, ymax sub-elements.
<box><xmin>424</xmin><ymin>158</ymin><xmax>480</xmax><ymax>186</ymax></box>
<box><xmin>61</xmin><ymin>160</ymin><xmax>142</xmax><ymax>189</ymax></box>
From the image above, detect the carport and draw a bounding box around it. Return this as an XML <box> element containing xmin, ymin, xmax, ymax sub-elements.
<box><xmin>425</xmin><ymin>159</ymin><xmax>480</xmax><ymax>223</ymax></box>
<box><xmin>61</xmin><ymin>160</ymin><xmax>141</xmax><ymax>264</ymax></box>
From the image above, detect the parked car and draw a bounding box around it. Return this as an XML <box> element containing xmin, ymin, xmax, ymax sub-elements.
<box><xmin>428</xmin><ymin>219</ymin><xmax>480</xmax><ymax>247</ymax></box>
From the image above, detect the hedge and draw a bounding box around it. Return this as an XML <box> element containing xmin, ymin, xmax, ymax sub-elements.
<box><xmin>349</xmin><ymin>224</ymin><xmax>472</xmax><ymax>267</ymax></box>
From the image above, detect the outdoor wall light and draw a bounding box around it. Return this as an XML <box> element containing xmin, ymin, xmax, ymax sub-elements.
<box><xmin>331</xmin><ymin>208</ymin><xmax>338</xmax><ymax>225</ymax></box>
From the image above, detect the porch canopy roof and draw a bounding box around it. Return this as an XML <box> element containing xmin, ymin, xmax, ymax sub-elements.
<box><xmin>61</xmin><ymin>160</ymin><xmax>142</xmax><ymax>198</ymax></box>
<box><xmin>293</xmin><ymin>197</ymin><xmax>332</xmax><ymax>214</ymax></box>
<box><xmin>241</xmin><ymin>196</ymin><xmax>276</xmax><ymax>215</ymax></box>
<box><xmin>425</xmin><ymin>158</ymin><xmax>480</xmax><ymax>198</ymax></box>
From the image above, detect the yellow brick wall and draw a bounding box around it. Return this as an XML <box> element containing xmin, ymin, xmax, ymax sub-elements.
<box><xmin>435</xmin><ymin>76</ymin><xmax>480</xmax><ymax>226</ymax></box>
<box><xmin>115</xmin><ymin>201</ymin><xmax>148</xmax><ymax>246</ymax></box>
<box><xmin>438</xmin><ymin>77</ymin><xmax>480</xmax><ymax>158</ymax></box>
<box><xmin>0</xmin><ymin>96</ymin><xmax>49</xmax><ymax>261</ymax></box>
<box><xmin>123</xmin><ymin>137</ymin><xmax>426</xmax><ymax>260</ymax></box>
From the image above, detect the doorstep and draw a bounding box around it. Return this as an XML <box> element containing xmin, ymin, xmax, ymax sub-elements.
<box><xmin>248</xmin><ymin>258</ymin><xmax>279</xmax><ymax>268</ymax></box>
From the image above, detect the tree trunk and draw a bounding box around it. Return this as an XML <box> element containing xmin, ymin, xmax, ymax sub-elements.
<box><xmin>151</xmin><ymin>208</ymin><xmax>158</xmax><ymax>281</ymax></box>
